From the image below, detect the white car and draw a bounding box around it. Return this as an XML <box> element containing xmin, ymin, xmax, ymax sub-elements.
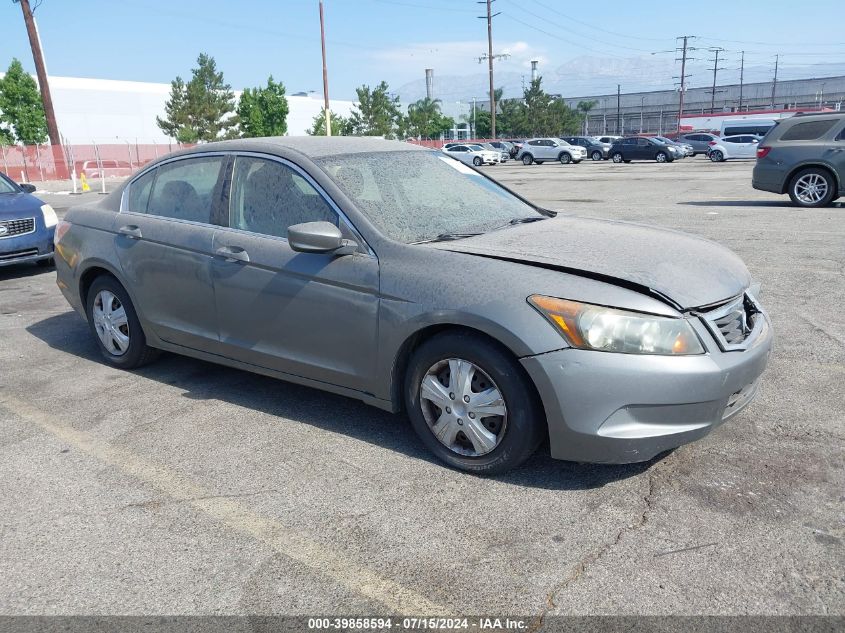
<box><xmin>517</xmin><ymin>138</ymin><xmax>586</xmax><ymax>165</ymax></box>
<box><xmin>708</xmin><ymin>135</ymin><xmax>762</xmax><ymax>162</ymax></box>
<box><xmin>441</xmin><ymin>143</ymin><xmax>500</xmax><ymax>166</ymax></box>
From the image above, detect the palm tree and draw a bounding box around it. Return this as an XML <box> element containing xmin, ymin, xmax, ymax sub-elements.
<box><xmin>407</xmin><ymin>97</ymin><xmax>444</xmax><ymax>139</ymax></box>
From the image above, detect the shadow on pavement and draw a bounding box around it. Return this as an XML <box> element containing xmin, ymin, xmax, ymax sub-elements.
<box><xmin>0</xmin><ymin>261</ymin><xmax>54</xmax><ymax>282</ymax></box>
<box><xmin>26</xmin><ymin>311</ymin><xmax>658</xmax><ymax>490</ymax></box>
<box><xmin>680</xmin><ymin>200</ymin><xmax>844</xmax><ymax>208</ymax></box>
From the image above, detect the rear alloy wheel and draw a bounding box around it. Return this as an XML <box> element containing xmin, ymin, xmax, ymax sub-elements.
<box><xmin>522</xmin><ymin>154</ymin><xmax>533</xmax><ymax>166</ymax></box>
<box><xmin>710</xmin><ymin>150</ymin><xmax>724</xmax><ymax>162</ymax></box>
<box><xmin>405</xmin><ymin>331</ymin><xmax>544</xmax><ymax>474</ymax></box>
<box><xmin>472</xmin><ymin>156</ymin><xmax>483</xmax><ymax>166</ymax></box>
<box><xmin>611</xmin><ymin>152</ymin><xmax>624</xmax><ymax>163</ymax></box>
<box><xmin>591</xmin><ymin>150</ymin><xmax>603</xmax><ymax>161</ymax></box>
<box><xmin>559</xmin><ymin>152</ymin><xmax>571</xmax><ymax>164</ymax></box>
<box><xmin>656</xmin><ymin>151</ymin><xmax>668</xmax><ymax>163</ymax></box>
<box><xmin>788</xmin><ymin>168</ymin><xmax>836</xmax><ymax>208</ymax></box>
<box><xmin>86</xmin><ymin>276</ymin><xmax>159</xmax><ymax>369</ymax></box>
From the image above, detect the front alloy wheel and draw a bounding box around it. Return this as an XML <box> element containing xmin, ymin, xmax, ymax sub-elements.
<box><xmin>405</xmin><ymin>331</ymin><xmax>544</xmax><ymax>474</ymax></box>
<box><xmin>420</xmin><ymin>358</ymin><xmax>507</xmax><ymax>457</ymax></box>
<box><xmin>591</xmin><ymin>150</ymin><xmax>603</xmax><ymax>161</ymax></box>
<box><xmin>522</xmin><ymin>154</ymin><xmax>534</xmax><ymax>165</ymax></box>
<box><xmin>559</xmin><ymin>153</ymin><xmax>571</xmax><ymax>164</ymax></box>
<box><xmin>656</xmin><ymin>152</ymin><xmax>668</xmax><ymax>163</ymax></box>
<box><xmin>472</xmin><ymin>156</ymin><xmax>483</xmax><ymax>166</ymax></box>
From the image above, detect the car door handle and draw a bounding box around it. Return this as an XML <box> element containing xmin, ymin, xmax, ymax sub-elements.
<box><xmin>118</xmin><ymin>225</ymin><xmax>142</xmax><ymax>239</ymax></box>
<box><xmin>215</xmin><ymin>245</ymin><xmax>250</xmax><ymax>263</ymax></box>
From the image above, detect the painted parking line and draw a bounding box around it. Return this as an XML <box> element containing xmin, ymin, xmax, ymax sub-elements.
<box><xmin>0</xmin><ymin>392</ymin><xmax>447</xmax><ymax>615</ymax></box>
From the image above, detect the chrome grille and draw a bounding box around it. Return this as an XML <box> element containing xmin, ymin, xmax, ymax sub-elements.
<box><xmin>701</xmin><ymin>294</ymin><xmax>760</xmax><ymax>351</ymax></box>
<box><xmin>0</xmin><ymin>217</ymin><xmax>36</xmax><ymax>238</ymax></box>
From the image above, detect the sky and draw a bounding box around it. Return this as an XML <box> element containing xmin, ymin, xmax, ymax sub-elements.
<box><xmin>2</xmin><ymin>0</ymin><xmax>844</xmax><ymax>107</ymax></box>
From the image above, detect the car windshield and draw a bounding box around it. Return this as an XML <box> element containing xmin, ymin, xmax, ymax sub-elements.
<box><xmin>0</xmin><ymin>175</ymin><xmax>18</xmax><ymax>194</ymax></box>
<box><xmin>317</xmin><ymin>150</ymin><xmax>544</xmax><ymax>244</ymax></box>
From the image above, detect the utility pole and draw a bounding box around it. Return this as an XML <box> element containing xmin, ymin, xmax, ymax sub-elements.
<box><xmin>675</xmin><ymin>36</ymin><xmax>696</xmax><ymax>133</ymax></box>
<box><xmin>15</xmin><ymin>0</ymin><xmax>60</xmax><ymax>145</ymax></box>
<box><xmin>616</xmin><ymin>84</ymin><xmax>621</xmax><ymax>135</ymax></box>
<box><xmin>472</xmin><ymin>97</ymin><xmax>477</xmax><ymax>138</ymax></box>
<box><xmin>639</xmin><ymin>96</ymin><xmax>644</xmax><ymax>133</ymax></box>
<box><xmin>478</xmin><ymin>0</ymin><xmax>501</xmax><ymax>138</ymax></box>
<box><xmin>738</xmin><ymin>51</ymin><xmax>745</xmax><ymax>111</ymax></box>
<box><xmin>319</xmin><ymin>0</ymin><xmax>331</xmax><ymax>136</ymax></box>
<box><xmin>708</xmin><ymin>47</ymin><xmax>725</xmax><ymax>114</ymax></box>
<box><xmin>770</xmin><ymin>54</ymin><xmax>779</xmax><ymax>110</ymax></box>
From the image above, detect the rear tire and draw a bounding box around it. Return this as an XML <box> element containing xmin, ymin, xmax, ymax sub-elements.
<box><xmin>404</xmin><ymin>331</ymin><xmax>545</xmax><ymax>475</ymax></box>
<box><xmin>710</xmin><ymin>150</ymin><xmax>724</xmax><ymax>162</ymax></box>
<box><xmin>612</xmin><ymin>152</ymin><xmax>624</xmax><ymax>163</ymax></box>
<box><xmin>85</xmin><ymin>276</ymin><xmax>160</xmax><ymax>369</ymax></box>
<box><xmin>522</xmin><ymin>154</ymin><xmax>533</xmax><ymax>165</ymax></box>
<box><xmin>788</xmin><ymin>168</ymin><xmax>836</xmax><ymax>208</ymax></box>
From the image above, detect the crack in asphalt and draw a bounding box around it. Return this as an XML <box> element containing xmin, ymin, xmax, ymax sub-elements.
<box><xmin>528</xmin><ymin>465</ymin><xmax>660</xmax><ymax>632</ymax></box>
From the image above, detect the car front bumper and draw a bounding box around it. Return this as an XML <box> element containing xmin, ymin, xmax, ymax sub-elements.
<box><xmin>521</xmin><ymin>313</ymin><xmax>773</xmax><ymax>464</ymax></box>
<box><xmin>0</xmin><ymin>225</ymin><xmax>55</xmax><ymax>267</ymax></box>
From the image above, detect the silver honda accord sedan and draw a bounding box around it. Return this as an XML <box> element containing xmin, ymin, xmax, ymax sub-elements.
<box><xmin>54</xmin><ymin>137</ymin><xmax>773</xmax><ymax>474</ymax></box>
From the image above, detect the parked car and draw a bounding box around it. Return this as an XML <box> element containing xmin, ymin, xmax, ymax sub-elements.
<box><xmin>677</xmin><ymin>132</ymin><xmax>721</xmax><ymax>156</ymax></box>
<box><xmin>442</xmin><ymin>143</ymin><xmax>500</xmax><ymax>166</ymax></box>
<box><xmin>596</xmin><ymin>135</ymin><xmax>622</xmax><ymax>145</ymax></box>
<box><xmin>504</xmin><ymin>139</ymin><xmax>525</xmax><ymax>158</ymax></box>
<box><xmin>54</xmin><ymin>137</ymin><xmax>772</xmax><ymax>473</ymax></box>
<box><xmin>480</xmin><ymin>142</ymin><xmax>509</xmax><ymax>163</ymax></box>
<box><xmin>487</xmin><ymin>140</ymin><xmax>514</xmax><ymax>159</ymax></box>
<box><xmin>708</xmin><ymin>135</ymin><xmax>762</xmax><ymax>162</ymax></box>
<box><xmin>753</xmin><ymin>112</ymin><xmax>845</xmax><ymax>207</ymax></box>
<box><xmin>560</xmin><ymin>136</ymin><xmax>610</xmax><ymax>161</ymax></box>
<box><xmin>609</xmin><ymin>137</ymin><xmax>676</xmax><ymax>163</ymax></box>
<box><xmin>516</xmin><ymin>138</ymin><xmax>586</xmax><ymax>165</ymax></box>
<box><xmin>0</xmin><ymin>171</ymin><xmax>57</xmax><ymax>268</ymax></box>
<box><xmin>654</xmin><ymin>136</ymin><xmax>694</xmax><ymax>157</ymax></box>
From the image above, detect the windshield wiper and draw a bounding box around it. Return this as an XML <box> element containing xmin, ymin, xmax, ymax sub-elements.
<box><xmin>508</xmin><ymin>216</ymin><xmax>547</xmax><ymax>225</ymax></box>
<box><xmin>412</xmin><ymin>232</ymin><xmax>484</xmax><ymax>244</ymax></box>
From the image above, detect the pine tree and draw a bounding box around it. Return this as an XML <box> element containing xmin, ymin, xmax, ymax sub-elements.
<box><xmin>0</xmin><ymin>58</ymin><xmax>48</xmax><ymax>144</ymax></box>
<box><xmin>156</xmin><ymin>53</ymin><xmax>237</xmax><ymax>142</ymax></box>
<box><xmin>349</xmin><ymin>81</ymin><xmax>403</xmax><ymax>138</ymax></box>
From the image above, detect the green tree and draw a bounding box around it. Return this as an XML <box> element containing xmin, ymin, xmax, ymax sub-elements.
<box><xmin>406</xmin><ymin>97</ymin><xmax>453</xmax><ymax>139</ymax></box>
<box><xmin>306</xmin><ymin>109</ymin><xmax>353</xmax><ymax>136</ymax></box>
<box><xmin>349</xmin><ymin>81</ymin><xmax>403</xmax><ymax>138</ymax></box>
<box><xmin>156</xmin><ymin>53</ymin><xmax>237</xmax><ymax>143</ymax></box>
<box><xmin>0</xmin><ymin>58</ymin><xmax>48</xmax><ymax>144</ymax></box>
<box><xmin>576</xmin><ymin>99</ymin><xmax>598</xmax><ymax>134</ymax></box>
<box><xmin>237</xmin><ymin>76</ymin><xmax>289</xmax><ymax>138</ymax></box>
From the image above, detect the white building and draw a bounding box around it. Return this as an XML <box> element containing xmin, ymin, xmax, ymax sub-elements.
<box><xmin>15</xmin><ymin>75</ymin><xmax>356</xmax><ymax>143</ymax></box>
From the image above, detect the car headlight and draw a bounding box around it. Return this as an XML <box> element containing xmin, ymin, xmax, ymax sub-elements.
<box><xmin>528</xmin><ymin>295</ymin><xmax>704</xmax><ymax>355</ymax></box>
<box><xmin>41</xmin><ymin>204</ymin><xmax>58</xmax><ymax>228</ymax></box>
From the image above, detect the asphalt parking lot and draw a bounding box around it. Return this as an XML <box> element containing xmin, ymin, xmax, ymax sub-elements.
<box><xmin>1</xmin><ymin>158</ymin><xmax>843</xmax><ymax>621</ymax></box>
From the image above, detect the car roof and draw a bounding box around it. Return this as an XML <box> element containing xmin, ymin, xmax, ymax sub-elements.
<box><xmin>168</xmin><ymin>136</ymin><xmax>429</xmax><ymax>160</ymax></box>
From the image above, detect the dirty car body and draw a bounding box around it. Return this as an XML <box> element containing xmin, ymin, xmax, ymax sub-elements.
<box><xmin>54</xmin><ymin>137</ymin><xmax>773</xmax><ymax>473</ymax></box>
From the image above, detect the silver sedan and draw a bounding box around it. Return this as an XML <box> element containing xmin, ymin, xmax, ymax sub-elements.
<box><xmin>54</xmin><ymin>137</ymin><xmax>772</xmax><ymax>474</ymax></box>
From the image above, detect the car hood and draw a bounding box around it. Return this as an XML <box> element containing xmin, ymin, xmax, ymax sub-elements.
<box><xmin>0</xmin><ymin>192</ymin><xmax>43</xmax><ymax>219</ymax></box>
<box><xmin>432</xmin><ymin>215</ymin><xmax>751</xmax><ymax>310</ymax></box>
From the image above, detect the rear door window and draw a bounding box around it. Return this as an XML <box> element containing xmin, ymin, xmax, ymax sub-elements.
<box><xmin>125</xmin><ymin>169</ymin><xmax>156</xmax><ymax>213</ymax></box>
<box><xmin>146</xmin><ymin>157</ymin><xmax>225</xmax><ymax>224</ymax></box>
<box><xmin>779</xmin><ymin>119</ymin><xmax>838</xmax><ymax>141</ymax></box>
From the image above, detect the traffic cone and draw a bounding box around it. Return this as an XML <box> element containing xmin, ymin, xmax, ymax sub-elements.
<box><xmin>80</xmin><ymin>172</ymin><xmax>91</xmax><ymax>192</ymax></box>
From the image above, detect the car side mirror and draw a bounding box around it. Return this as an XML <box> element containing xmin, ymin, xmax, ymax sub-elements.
<box><xmin>19</xmin><ymin>183</ymin><xmax>36</xmax><ymax>193</ymax></box>
<box><xmin>288</xmin><ymin>221</ymin><xmax>358</xmax><ymax>256</ymax></box>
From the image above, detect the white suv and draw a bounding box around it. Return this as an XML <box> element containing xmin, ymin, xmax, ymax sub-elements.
<box><xmin>517</xmin><ymin>138</ymin><xmax>586</xmax><ymax>165</ymax></box>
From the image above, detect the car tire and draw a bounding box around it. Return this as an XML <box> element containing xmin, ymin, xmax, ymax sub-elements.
<box><xmin>709</xmin><ymin>150</ymin><xmax>724</xmax><ymax>162</ymax></box>
<box><xmin>86</xmin><ymin>275</ymin><xmax>160</xmax><ymax>369</ymax></box>
<box><xmin>788</xmin><ymin>168</ymin><xmax>837</xmax><ymax>208</ymax></box>
<box><xmin>521</xmin><ymin>154</ymin><xmax>533</xmax><ymax>166</ymax></box>
<box><xmin>404</xmin><ymin>330</ymin><xmax>545</xmax><ymax>475</ymax></box>
<box><xmin>472</xmin><ymin>156</ymin><xmax>483</xmax><ymax>167</ymax></box>
<box><xmin>558</xmin><ymin>152</ymin><xmax>571</xmax><ymax>164</ymax></box>
<box><xmin>591</xmin><ymin>150</ymin><xmax>603</xmax><ymax>161</ymax></box>
<box><xmin>611</xmin><ymin>152</ymin><xmax>624</xmax><ymax>163</ymax></box>
<box><xmin>656</xmin><ymin>151</ymin><xmax>668</xmax><ymax>163</ymax></box>
<box><xmin>36</xmin><ymin>257</ymin><xmax>54</xmax><ymax>268</ymax></box>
